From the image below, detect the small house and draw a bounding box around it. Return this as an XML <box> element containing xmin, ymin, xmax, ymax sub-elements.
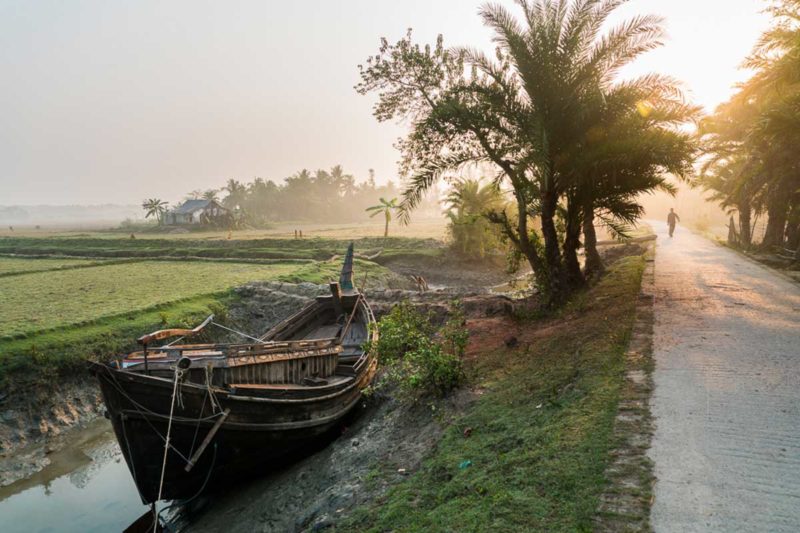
<box><xmin>165</xmin><ymin>199</ymin><xmax>229</xmax><ymax>225</ymax></box>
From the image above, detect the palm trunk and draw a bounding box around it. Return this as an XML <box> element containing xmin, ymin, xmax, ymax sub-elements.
<box><xmin>583</xmin><ymin>200</ymin><xmax>603</xmax><ymax>277</ymax></box>
<box><xmin>384</xmin><ymin>213</ymin><xmax>389</xmax><ymax>238</ymax></box>
<box><xmin>762</xmin><ymin>196</ymin><xmax>788</xmax><ymax>249</ymax></box>
<box><xmin>540</xmin><ymin>191</ymin><xmax>565</xmax><ymax>306</ymax></box>
<box><xmin>562</xmin><ymin>193</ymin><xmax>584</xmax><ymax>288</ymax></box>
<box><xmin>738</xmin><ymin>203</ymin><xmax>752</xmax><ymax>248</ymax></box>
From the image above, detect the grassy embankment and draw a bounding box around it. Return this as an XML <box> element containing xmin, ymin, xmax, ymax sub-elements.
<box><xmin>342</xmin><ymin>254</ymin><xmax>646</xmax><ymax>532</ymax></box>
<box><xmin>0</xmin><ymin>234</ymin><xmax>430</xmax><ymax>388</ymax></box>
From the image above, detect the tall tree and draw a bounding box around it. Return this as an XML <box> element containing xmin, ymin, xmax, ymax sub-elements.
<box><xmin>366</xmin><ymin>197</ymin><xmax>399</xmax><ymax>237</ymax></box>
<box><xmin>142</xmin><ymin>198</ymin><xmax>169</xmax><ymax>224</ymax></box>
<box><xmin>357</xmin><ymin>0</ymin><xmax>696</xmax><ymax>305</ymax></box>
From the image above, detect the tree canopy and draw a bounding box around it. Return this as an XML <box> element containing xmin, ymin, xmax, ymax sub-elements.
<box><xmin>358</xmin><ymin>0</ymin><xmax>698</xmax><ymax>305</ymax></box>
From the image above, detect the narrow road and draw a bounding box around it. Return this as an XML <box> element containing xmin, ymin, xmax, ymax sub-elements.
<box><xmin>649</xmin><ymin>221</ymin><xmax>800</xmax><ymax>532</ymax></box>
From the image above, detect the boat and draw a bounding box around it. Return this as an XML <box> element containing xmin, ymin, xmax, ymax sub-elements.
<box><xmin>89</xmin><ymin>243</ymin><xmax>377</xmax><ymax>505</ymax></box>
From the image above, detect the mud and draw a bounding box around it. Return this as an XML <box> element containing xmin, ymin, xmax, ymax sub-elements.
<box><xmin>187</xmin><ymin>389</ymin><xmax>475</xmax><ymax>533</ymax></box>
<box><xmin>0</xmin><ymin>376</ymin><xmax>104</xmax><ymax>487</ymax></box>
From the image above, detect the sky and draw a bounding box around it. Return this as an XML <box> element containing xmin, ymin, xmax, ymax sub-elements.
<box><xmin>0</xmin><ymin>0</ymin><xmax>772</xmax><ymax>205</ymax></box>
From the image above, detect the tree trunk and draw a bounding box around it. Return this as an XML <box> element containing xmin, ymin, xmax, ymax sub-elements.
<box><xmin>786</xmin><ymin>221</ymin><xmax>800</xmax><ymax>251</ymax></box>
<box><xmin>540</xmin><ymin>191</ymin><xmax>565</xmax><ymax>306</ymax></box>
<box><xmin>762</xmin><ymin>196</ymin><xmax>788</xmax><ymax>249</ymax></box>
<box><xmin>384</xmin><ymin>213</ymin><xmax>389</xmax><ymax>238</ymax></box>
<box><xmin>583</xmin><ymin>201</ymin><xmax>603</xmax><ymax>278</ymax></box>
<box><xmin>738</xmin><ymin>203</ymin><xmax>752</xmax><ymax>248</ymax></box>
<box><xmin>562</xmin><ymin>193</ymin><xmax>584</xmax><ymax>289</ymax></box>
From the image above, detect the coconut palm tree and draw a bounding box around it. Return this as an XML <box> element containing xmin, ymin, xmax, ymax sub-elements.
<box><xmin>142</xmin><ymin>198</ymin><xmax>169</xmax><ymax>224</ymax></box>
<box><xmin>366</xmin><ymin>197</ymin><xmax>399</xmax><ymax>237</ymax></box>
<box><xmin>222</xmin><ymin>179</ymin><xmax>247</xmax><ymax>209</ymax></box>
<box><xmin>202</xmin><ymin>189</ymin><xmax>220</xmax><ymax>202</ymax></box>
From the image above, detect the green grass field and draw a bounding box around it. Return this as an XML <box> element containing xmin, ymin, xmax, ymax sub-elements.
<box><xmin>0</xmin><ymin>233</ymin><xmax>414</xmax><ymax>387</ymax></box>
<box><xmin>0</xmin><ymin>256</ymin><xmax>111</xmax><ymax>276</ymax></box>
<box><xmin>0</xmin><ymin>261</ymin><xmax>305</xmax><ymax>340</ymax></box>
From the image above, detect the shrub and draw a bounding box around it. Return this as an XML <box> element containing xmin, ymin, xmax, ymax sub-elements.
<box><xmin>371</xmin><ymin>301</ymin><xmax>467</xmax><ymax>398</ymax></box>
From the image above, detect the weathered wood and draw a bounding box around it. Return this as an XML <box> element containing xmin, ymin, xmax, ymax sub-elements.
<box><xmin>90</xmin><ymin>244</ymin><xmax>381</xmax><ymax>504</ymax></box>
<box><xmin>137</xmin><ymin>314</ymin><xmax>214</xmax><ymax>345</ymax></box>
<box><xmin>184</xmin><ymin>408</ymin><xmax>230</xmax><ymax>472</ymax></box>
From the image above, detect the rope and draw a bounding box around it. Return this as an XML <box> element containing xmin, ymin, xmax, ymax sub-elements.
<box><xmin>156</xmin><ymin>442</ymin><xmax>219</xmax><ymax>531</ymax></box>
<box><xmin>210</xmin><ymin>321</ymin><xmax>265</xmax><ymax>343</ymax></box>
<box><xmin>205</xmin><ymin>364</ymin><xmax>222</xmax><ymax>414</ymax></box>
<box><xmin>156</xmin><ymin>365</ymin><xmax>184</xmax><ymax>514</ymax></box>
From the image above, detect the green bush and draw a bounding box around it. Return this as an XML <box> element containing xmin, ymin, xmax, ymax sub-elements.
<box><xmin>371</xmin><ymin>301</ymin><xmax>467</xmax><ymax>398</ymax></box>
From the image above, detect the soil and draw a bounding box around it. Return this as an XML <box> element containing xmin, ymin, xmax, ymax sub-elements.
<box><xmin>186</xmin><ymin>389</ymin><xmax>476</xmax><ymax>533</ymax></box>
<box><xmin>0</xmin><ymin>376</ymin><xmax>104</xmax><ymax>487</ymax></box>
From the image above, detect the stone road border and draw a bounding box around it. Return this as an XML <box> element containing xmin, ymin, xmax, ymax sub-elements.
<box><xmin>594</xmin><ymin>242</ymin><xmax>656</xmax><ymax>532</ymax></box>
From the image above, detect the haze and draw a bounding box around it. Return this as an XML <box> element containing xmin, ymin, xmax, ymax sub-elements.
<box><xmin>0</xmin><ymin>0</ymin><xmax>769</xmax><ymax>205</ymax></box>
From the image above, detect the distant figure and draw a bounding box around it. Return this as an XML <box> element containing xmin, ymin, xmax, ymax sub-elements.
<box><xmin>8</xmin><ymin>226</ymin><xmax>12</xmax><ymax>232</ymax></box>
<box><xmin>227</xmin><ymin>230</ymin><xmax>232</xmax><ymax>240</ymax></box>
<box><xmin>299</xmin><ymin>230</ymin><xmax>303</xmax><ymax>239</ymax></box>
<box><xmin>130</xmin><ymin>233</ymin><xmax>136</xmax><ymax>239</ymax></box>
<box><xmin>667</xmin><ymin>208</ymin><xmax>681</xmax><ymax>238</ymax></box>
<box><xmin>294</xmin><ymin>229</ymin><xmax>298</xmax><ymax>239</ymax></box>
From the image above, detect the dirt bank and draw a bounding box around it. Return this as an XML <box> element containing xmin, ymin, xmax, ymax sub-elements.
<box><xmin>0</xmin><ymin>376</ymin><xmax>103</xmax><ymax>487</ymax></box>
<box><xmin>186</xmin><ymin>389</ymin><xmax>475</xmax><ymax>533</ymax></box>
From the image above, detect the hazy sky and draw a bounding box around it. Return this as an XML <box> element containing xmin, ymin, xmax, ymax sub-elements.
<box><xmin>0</xmin><ymin>1</ymin><xmax>771</xmax><ymax>205</ymax></box>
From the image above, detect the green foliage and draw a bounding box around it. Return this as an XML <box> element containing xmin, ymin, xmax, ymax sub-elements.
<box><xmin>365</xmin><ymin>197</ymin><xmax>399</xmax><ymax>237</ymax></box>
<box><xmin>372</xmin><ymin>301</ymin><xmax>467</xmax><ymax>398</ymax></box>
<box><xmin>697</xmin><ymin>0</ymin><xmax>800</xmax><ymax>249</ymax></box>
<box><xmin>141</xmin><ymin>198</ymin><xmax>169</xmax><ymax>224</ymax></box>
<box><xmin>444</xmin><ymin>178</ymin><xmax>507</xmax><ymax>259</ymax></box>
<box><xmin>357</xmin><ymin>1</ymin><xmax>697</xmax><ymax>305</ymax></box>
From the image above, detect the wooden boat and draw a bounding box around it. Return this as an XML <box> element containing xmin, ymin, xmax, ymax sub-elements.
<box><xmin>89</xmin><ymin>244</ymin><xmax>377</xmax><ymax>504</ymax></box>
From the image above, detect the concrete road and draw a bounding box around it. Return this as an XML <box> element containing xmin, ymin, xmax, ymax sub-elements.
<box><xmin>649</xmin><ymin>221</ymin><xmax>800</xmax><ymax>532</ymax></box>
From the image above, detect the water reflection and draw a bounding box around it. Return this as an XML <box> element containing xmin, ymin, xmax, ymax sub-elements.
<box><xmin>0</xmin><ymin>420</ymin><xmax>147</xmax><ymax>533</ymax></box>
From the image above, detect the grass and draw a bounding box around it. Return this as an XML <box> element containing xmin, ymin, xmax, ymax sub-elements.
<box><xmin>0</xmin><ymin>293</ymin><xmax>234</xmax><ymax>388</ymax></box>
<box><xmin>0</xmin><ymin>256</ymin><xmax>115</xmax><ymax>276</ymax></box>
<box><xmin>340</xmin><ymin>254</ymin><xmax>646</xmax><ymax>532</ymax></box>
<box><xmin>0</xmin><ymin>235</ymin><xmax>444</xmax><ymax>261</ymax></box>
<box><xmin>0</xmin><ymin>261</ymin><xmax>304</xmax><ymax>339</ymax></box>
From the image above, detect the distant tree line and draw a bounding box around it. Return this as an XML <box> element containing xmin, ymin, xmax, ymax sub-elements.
<box><xmin>698</xmin><ymin>0</ymin><xmax>800</xmax><ymax>256</ymax></box>
<box><xmin>156</xmin><ymin>166</ymin><xmax>439</xmax><ymax>228</ymax></box>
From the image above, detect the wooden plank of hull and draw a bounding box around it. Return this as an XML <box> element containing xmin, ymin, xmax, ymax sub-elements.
<box><xmin>91</xmin><ymin>355</ymin><xmax>377</xmax><ymax>503</ymax></box>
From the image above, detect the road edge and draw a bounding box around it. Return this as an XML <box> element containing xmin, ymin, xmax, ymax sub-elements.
<box><xmin>594</xmin><ymin>241</ymin><xmax>657</xmax><ymax>532</ymax></box>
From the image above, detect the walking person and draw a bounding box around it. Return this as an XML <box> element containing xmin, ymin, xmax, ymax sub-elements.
<box><xmin>667</xmin><ymin>208</ymin><xmax>680</xmax><ymax>238</ymax></box>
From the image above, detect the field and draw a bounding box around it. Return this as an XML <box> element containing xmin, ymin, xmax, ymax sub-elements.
<box><xmin>0</xmin><ymin>261</ymin><xmax>302</xmax><ymax>339</ymax></box>
<box><xmin>0</xmin><ymin>227</ymin><xmax>434</xmax><ymax>386</ymax></box>
<box><xmin>0</xmin><ymin>256</ymin><xmax>111</xmax><ymax>276</ymax></box>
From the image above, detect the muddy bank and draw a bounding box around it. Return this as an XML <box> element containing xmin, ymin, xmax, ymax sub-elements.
<box><xmin>378</xmin><ymin>253</ymin><xmax>513</xmax><ymax>289</ymax></box>
<box><xmin>0</xmin><ymin>376</ymin><xmax>103</xmax><ymax>487</ymax></box>
<box><xmin>187</xmin><ymin>389</ymin><xmax>475</xmax><ymax>533</ymax></box>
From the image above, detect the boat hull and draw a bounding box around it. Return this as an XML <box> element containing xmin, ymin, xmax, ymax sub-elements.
<box><xmin>91</xmin><ymin>356</ymin><xmax>376</xmax><ymax>503</ymax></box>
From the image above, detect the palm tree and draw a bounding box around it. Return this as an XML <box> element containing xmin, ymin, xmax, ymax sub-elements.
<box><xmin>366</xmin><ymin>197</ymin><xmax>399</xmax><ymax>237</ymax></box>
<box><xmin>142</xmin><ymin>198</ymin><xmax>169</xmax><ymax>224</ymax></box>
<box><xmin>444</xmin><ymin>179</ymin><xmax>506</xmax><ymax>257</ymax></box>
<box><xmin>202</xmin><ymin>189</ymin><xmax>219</xmax><ymax>202</ymax></box>
<box><xmin>222</xmin><ymin>179</ymin><xmax>247</xmax><ymax>209</ymax></box>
